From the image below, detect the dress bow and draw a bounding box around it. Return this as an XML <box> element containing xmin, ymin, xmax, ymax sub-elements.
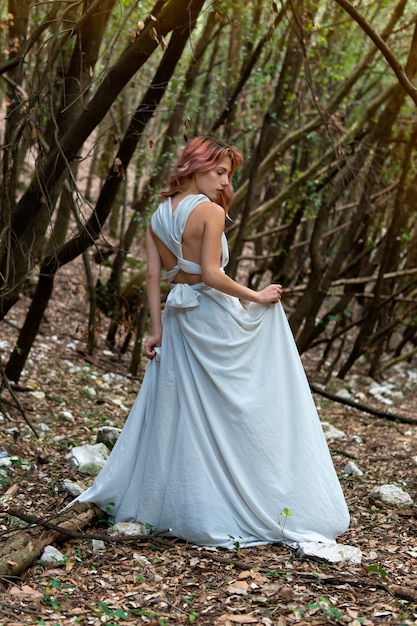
<box><xmin>166</xmin><ymin>283</ymin><xmax>201</xmax><ymax>309</ymax></box>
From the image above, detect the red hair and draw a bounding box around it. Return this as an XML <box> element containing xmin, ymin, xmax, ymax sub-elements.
<box><xmin>161</xmin><ymin>136</ymin><xmax>243</xmax><ymax>209</ymax></box>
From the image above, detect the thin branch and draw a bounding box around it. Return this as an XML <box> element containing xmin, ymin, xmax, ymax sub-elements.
<box><xmin>310</xmin><ymin>383</ymin><xmax>417</xmax><ymax>425</ymax></box>
<box><xmin>0</xmin><ymin>362</ymin><xmax>39</xmax><ymax>438</ymax></box>
<box><xmin>281</xmin><ymin>267</ymin><xmax>417</xmax><ymax>295</ymax></box>
<box><xmin>3</xmin><ymin>506</ymin><xmax>170</xmax><ymax>543</ymax></box>
<box><xmin>334</xmin><ymin>0</ymin><xmax>417</xmax><ymax>105</ymax></box>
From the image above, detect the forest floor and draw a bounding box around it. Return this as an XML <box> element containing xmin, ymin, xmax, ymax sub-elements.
<box><xmin>0</xmin><ymin>262</ymin><xmax>416</xmax><ymax>626</ymax></box>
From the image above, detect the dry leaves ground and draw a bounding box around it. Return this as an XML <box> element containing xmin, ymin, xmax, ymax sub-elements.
<box><xmin>0</xmin><ymin>263</ymin><xmax>416</xmax><ymax>626</ymax></box>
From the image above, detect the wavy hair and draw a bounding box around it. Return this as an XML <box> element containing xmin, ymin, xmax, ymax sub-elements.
<box><xmin>161</xmin><ymin>136</ymin><xmax>243</xmax><ymax>209</ymax></box>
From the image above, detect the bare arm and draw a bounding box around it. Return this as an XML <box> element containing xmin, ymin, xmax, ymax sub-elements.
<box><xmin>144</xmin><ymin>226</ymin><xmax>163</xmax><ymax>359</ymax></box>
<box><xmin>200</xmin><ymin>203</ymin><xmax>282</xmax><ymax>305</ymax></box>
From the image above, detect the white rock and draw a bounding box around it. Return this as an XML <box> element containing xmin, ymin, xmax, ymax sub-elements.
<box><xmin>40</xmin><ymin>545</ymin><xmax>67</xmax><ymax>564</ymax></box>
<box><xmin>38</xmin><ymin>422</ymin><xmax>51</xmax><ymax>432</ymax></box>
<box><xmin>109</xmin><ymin>522</ymin><xmax>151</xmax><ymax>537</ymax></box>
<box><xmin>336</xmin><ymin>388</ymin><xmax>351</xmax><ymax>399</ymax></box>
<box><xmin>96</xmin><ymin>426</ymin><xmax>122</xmax><ymax>449</ymax></box>
<box><xmin>133</xmin><ymin>554</ymin><xmax>152</xmax><ymax>566</ymax></box>
<box><xmin>92</xmin><ymin>539</ymin><xmax>106</xmax><ymax>551</ymax></box>
<box><xmin>344</xmin><ymin>461</ymin><xmax>364</xmax><ymax>477</ymax></box>
<box><xmin>413</xmin><ymin>456</ymin><xmax>417</xmax><ymax>466</ymax></box>
<box><xmin>59</xmin><ymin>410</ymin><xmax>75</xmax><ymax>422</ymax></box>
<box><xmin>67</xmin><ymin>443</ymin><xmax>109</xmax><ymax>475</ymax></box>
<box><xmin>60</xmin><ymin>479</ymin><xmax>83</xmax><ymax>496</ymax></box>
<box><xmin>349</xmin><ymin>435</ymin><xmax>363</xmax><ymax>445</ymax></box>
<box><xmin>368</xmin><ymin>382</ymin><xmax>395</xmax><ymax>405</ymax></box>
<box><xmin>30</xmin><ymin>391</ymin><xmax>45</xmax><ymax>401</ymax></box>
<box><xmin>84</xmin><ymin>386</ymin><xmax>97</xmax><ymax>398</ymax></box>
<box><xmin>321</xmin><ymin>422</ymin><xmax>346</xmax><ymax>440</ymax></box>
<box><xmin>369</xmin><ymin>381</ymin><xmax>395</xmax><ymax>396</ymax></box>
<box><xmin>370</xmin><ymin>484</ymin><xmax>413</xmax><ymax>507</ymax></box>
<box><xmin>296</xmin><ymin>542</ymin><xmax>362</xmax><ymax>564</ymax></box>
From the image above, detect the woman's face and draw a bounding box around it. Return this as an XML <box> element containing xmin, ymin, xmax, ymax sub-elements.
<box><xmin>192</xmin><ymin>156</ymin><xmax>232</xmax><ymax>203</ymax></box>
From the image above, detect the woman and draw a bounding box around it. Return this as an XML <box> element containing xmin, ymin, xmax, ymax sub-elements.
<box><xmin>74</xmin><ymin>136</ymin><xmax>350</xmax><ymax>549</ymax></box>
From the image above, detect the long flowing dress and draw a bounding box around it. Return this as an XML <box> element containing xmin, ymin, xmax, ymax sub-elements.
<box><xmin>73</xmin><ymin>194</ymin><xmax>350</xmax><ymax>549</ymax></box>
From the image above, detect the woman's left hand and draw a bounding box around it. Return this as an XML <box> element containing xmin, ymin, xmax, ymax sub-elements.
<box><xmin>144</xmin><ymin>333</ymin><xmax>162</xmax><ymax>359</ymax></box>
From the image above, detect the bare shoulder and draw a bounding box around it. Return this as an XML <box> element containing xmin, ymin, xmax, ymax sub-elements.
<box><xmin>193</xmin><ymin>200</ymin><xmax>225</xmax><ymax>223</ymax></box>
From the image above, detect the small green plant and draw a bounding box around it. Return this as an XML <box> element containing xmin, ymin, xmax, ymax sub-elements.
<box><xmin>366</xmin><ymin>563</ymin><xmax>387</xmax><ymax>578</ymax></box>
<box><xmin>278</xmin><ymin>507</ymin><xmax>293</xmax><ymax>537</ymax></box>
<box><xmin>306</xmin><ymin>597</ymin><xmax>348</xmax><ymax>624</ymax></box>
<box><xmin>265</xmin><ymin>569</ymin><xmax>281</xmax><ymax>579</ymax></box>
<box><xmin>96</xmin><ymin>601</ymin><xmax>128</xmax><ymax>621</ymax></box>
<box><xmin>0</xmin><ymin>469</ymin><xmax>10</xmax><ymax>489</ymax></box>
<box><xmin>228</xmin><ymin>534</ymin><xmax>243</xmax><ymax>550</ymax></box>
<box><xmin>184</xmin><ymin>593</ymin><xmax>195</xmax><ymax>606</ymax></box>
<box><xmin>43</xmin><ymin>579</ymin><xmax>61</xmax><ymax>610</ymax></box>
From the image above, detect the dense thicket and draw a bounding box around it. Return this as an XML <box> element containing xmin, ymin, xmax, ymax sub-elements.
<box><xmin>0</xmin><ymin>0</ymin><xmax>416</xmax><ymax>383</ymax></box>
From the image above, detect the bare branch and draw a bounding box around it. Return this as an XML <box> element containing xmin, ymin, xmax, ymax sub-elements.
<box><xmin>334</xmin><ymin>0</ymin><xmax>417</xmax><ymax>105</ymax></box>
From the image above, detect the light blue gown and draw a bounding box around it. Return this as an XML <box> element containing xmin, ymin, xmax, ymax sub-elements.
<box><xmin>74</xmin><ymin>194</ymin><xmax>350</xmax><ymax>548</ymax></box>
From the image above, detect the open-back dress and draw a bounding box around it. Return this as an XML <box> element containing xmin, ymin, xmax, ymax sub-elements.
<box><xmin>73</xmin><ymin>194</ymin><xmax>350</xmax><ymax>548</ymax></box>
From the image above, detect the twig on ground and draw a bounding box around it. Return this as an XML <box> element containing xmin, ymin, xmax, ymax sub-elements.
<box><xmin>3</xmin><ymin>506</ymin><xmax>170</xmax><ymax>543</ymax></box>
<box><xmin>0</xmin><ymin>362</ymin><xmax>39</xmax><ymax>438</ymax></box>
<box><xmin>310</xmin><ymin>383</ymin><xmax>417</xmax><ymax>425</ymax></box>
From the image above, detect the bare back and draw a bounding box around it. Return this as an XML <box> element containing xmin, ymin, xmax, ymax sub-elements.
<box><xmin>151</xmin><ymin>195</ymin><xmax>221</xmax><ymax>285</ymax></box>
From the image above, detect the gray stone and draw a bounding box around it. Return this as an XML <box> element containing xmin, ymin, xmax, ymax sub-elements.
<box><xmin>296</xmin><ymin>541</ymin><xmax>362</xmax><ymax>564</ymax></box>
<box><xmin>96</xmin><ymin>426</ymin><xmax>122</xmax><ymax>450</ymax></box>
<box><xmin>60</xmin><ymin>479</ymin><xmax>83</xmax><ymax>497</ymax></box>
<box><xmin>67</xmin><ymin>443</ymin><xmax>110</xmax><ymax>475</ymax></box>
<box><xmin>58</xmin><ymin>410</ymin><xmax>75</xmax><ymax>423</ymax></box>
<box><xmin>335</xmin><ymin>388</ymin><xmax>351</xmax><ymax>399</ymax></box>
<box><xmin>92</xmin><ymin>539</ymin><xmax>106</xmax><ymax>551</ymax></box>
<box><xmin>321</xmin><ymin>421</ymin><xmax>346</xmax><ymax>440</ymax></box>
<box><xmin>344</xmin><ymin>461</ymin><xmax>364</xmax><ymax>477</ymax></box>
<box><xmin>109</xmin><ymin>521</ymin><xmax>151</xmax><ymax>537</ymax></box>
<box><xmin>369</xmin><ymin>483</ymin><xmax>413</xmax><ymax>507</ymax></box>
<box><xmin>40</xmin><ymin>545</ymin><xmax>67</xmax><ymax>565</ymax></box>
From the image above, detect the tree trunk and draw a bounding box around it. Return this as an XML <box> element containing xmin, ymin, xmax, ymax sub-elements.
<box><xmin>4</xmin><ymin>0</ymin><xmax>205</xmax><ymax>381</ymax></box>
<box><xmin>0</xmin><ymin>0</ymin><xmax>205</xmax><ymax>320</ymax></box>
<box><xmin>103</xmin><ymin>7</ymin><xmax>219</xmax><ymax>346</ymax></box>
<box><xmin>0</xmin><ymin>504</ymin><xmax>97</xmax><ymax>579</ymax></box>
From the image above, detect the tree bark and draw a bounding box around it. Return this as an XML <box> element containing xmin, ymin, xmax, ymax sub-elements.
<box><xmin>0</xmin><ymin>0</ymin><xmax>205</xmax><ymax>320</ymax></box>
<box><xmin>4</xmin><ymin>0</ymin><xmax>205</xmax><ymax>381</ymax></box>
<box><xmin>0</xmin><ymin>504</ymin><xmax>97</xmax><ymax>579</ymax></box>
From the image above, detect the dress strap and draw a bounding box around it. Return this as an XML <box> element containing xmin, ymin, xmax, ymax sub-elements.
<box><xmin>151</xmin><ymin>194</ymin><xmax>229</xmax><ymax>283</ymax></box>
<box><xmin>166</xmin><ymin>259</ymin><xmax>202</xmax><ymax>282</ymax></box>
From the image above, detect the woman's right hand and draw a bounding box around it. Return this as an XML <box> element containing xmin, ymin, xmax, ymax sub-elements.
<box><xmin>256</xmin><ymin>284</ymin><xmax>283</xmax><ymax>304</ymax></box>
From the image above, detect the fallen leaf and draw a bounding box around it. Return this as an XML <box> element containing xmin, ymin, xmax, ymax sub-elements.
<box><xmin>217</xmin><ymin>614</ymin><xmax>259</xmax><ymax>623</ymax></box>
<box><xmin>9</xmin><ymin>585</ymin><xmax>43</xmax><ymax>600</ymax></box>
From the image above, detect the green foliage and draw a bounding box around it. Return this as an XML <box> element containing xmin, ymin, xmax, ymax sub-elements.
<box><xmin>306</xmin><ymin>596</ymin><xmax>349</xmax><ymax>623</ymax></box>
<box><xmin>366</xmin><ymin>563</ymin><xmax>388</xmax><ymax>578</ymax></box>
<box><xmin>96</xmin><ymin>601</ymin><xmax>128</xmax><ymax>621</ymax></box>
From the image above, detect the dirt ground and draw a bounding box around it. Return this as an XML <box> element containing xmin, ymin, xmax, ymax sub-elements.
<box><xmin>0</xmin><ymin>262</ymin><xmax>416</xmax><ymax>626</ymax></box>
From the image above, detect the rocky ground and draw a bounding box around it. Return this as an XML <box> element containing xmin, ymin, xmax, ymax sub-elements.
<box><xmin>0</xmin><ymin>263</ymin><xmax>416</xmax><ymax>625</ymax></box>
